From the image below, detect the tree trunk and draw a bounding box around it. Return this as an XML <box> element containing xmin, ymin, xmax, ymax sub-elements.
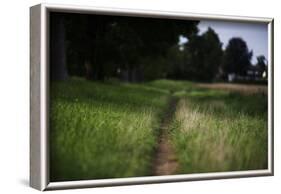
<box><xmin>84</xmin><ymin>59</ymin><xmax>93</xmax><ymax>79</ymax></box>
<box><xmin>129</xmin><ymin>65</ymin><xmax>144</xmax><ymax>83</ymax></box>
<box><xmin>84</xmin><ymin>16</ymin><xmax>106</xmax><ymax>81</ymax></box>
<box><xmin>50</xmin><ymin>13</ymin><xmax>68</xmax><ymax>81</ymax></box>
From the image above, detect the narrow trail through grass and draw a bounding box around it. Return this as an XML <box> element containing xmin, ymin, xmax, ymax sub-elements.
<box><xmin>153</xmin><ymin>97</ymin><xmax>179</xmax><ymax>176</ymax></box>
<box><xmin>50</xmin><ymin>79</ymin><xmax>267</xmax><ymax>180</ymax></box>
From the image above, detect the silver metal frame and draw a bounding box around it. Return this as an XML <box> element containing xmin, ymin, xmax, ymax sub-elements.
<box><xmin>30</xmin><ymin>3</ymin><xmax>274</xmax><ymax>191</ymax></box>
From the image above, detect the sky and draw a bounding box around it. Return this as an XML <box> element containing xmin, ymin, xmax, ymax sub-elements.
<box><xmin>198</xmin><ymin>20</ymin><xmax>268</xmax><ymax>64</ymax></box>
<box><xmin>179</xmin><ymin>20</ymin><xmax>268</xmax><ymax>64</ymax></box>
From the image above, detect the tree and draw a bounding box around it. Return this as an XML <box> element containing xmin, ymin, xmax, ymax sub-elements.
<box><xmin>182</xmin><ymin>27</ymin><xmax>223</xmax><ymax>81</ymax></box>
<box><xmin>222</xmin><ymin>37</ymin><xmax>253</xmax><ymax>76</ymax></box>
<box><xmin>50</xmin><ymin>13</ymin><xmax>68</xmax><ymax>81</ymax></box>
<box><xmin>49</xmin><ymin>11</ymin><xmax>199</xmax><ymax>82</ymax></box>
<box><xmin>201</xmin><ymin>28</ymin><xmax>223</xmax><ymax>80</ymax></box>
<box><xmin>256</xmin><ymin>55</ymin><xmax>267</xmax><ymax>69</ymax></box>
<box><xmin>256</xmin><ymin>55</ymin><xmax>267</xmax><ymax>78</ymax></box>
<box><xmin>62</xmin><ymin>13</ymin><xmax>199</xmax><ymax>82</ymax></box>
<box><xmin>109</xmin><ymin>17</ymin><xmax>199</xmax><ymax>82</ymax></box>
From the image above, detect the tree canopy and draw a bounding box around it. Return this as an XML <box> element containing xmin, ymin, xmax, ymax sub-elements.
<box><xmin>50</xmin><ymin>12</ymin><xmax>263</xmax><ymax>83</ymax></box>
<box><xmin>54</xmin><ymin>13</ymin><xmax>199</xmax><ymax>82</ymax></box>
<box><xmin>182</xmin><ymin>27</ymin><xmax>223</xmax><ymax>81</ymax></box>
<box><xmin>222</xmin><ymin>37</ymin><xmax>253</xmax><ymax>76</ymax></box>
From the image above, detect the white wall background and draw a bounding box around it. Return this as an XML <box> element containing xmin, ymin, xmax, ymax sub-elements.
<box><xmin>0</xmin><ymin>0</ymin><xmax>279</xmax><ymax>193</ymax></box>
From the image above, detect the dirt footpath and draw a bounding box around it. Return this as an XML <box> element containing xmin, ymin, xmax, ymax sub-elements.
<box><xmin>153</xmin><ymin>98</ymin><xmax>178</xmax><ymax>176</ymax></box>
<box><xmin>197</xmin><ymin>83</ymin><xmax>268</xmax><ymax>94</ymax></box>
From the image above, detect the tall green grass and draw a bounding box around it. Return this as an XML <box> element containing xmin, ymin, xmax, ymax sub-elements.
<box><xmin>170</xmin><ymin>88</ymin><xmax>268</xmax><ymax>173</ymax></box>
<box><xmin>50</xmin><ymin>78</ymin><xmax>268</xmax><ymax>180</ymax></box>
<box><xmin>50</xmin><ymin>78</ymin><xmax>169</xmax><ymax>181</ymax></box>
<box><xmin>147</xmin><ymin>79</ymin><xmax>194</xmax><ymax>94</ymax></box>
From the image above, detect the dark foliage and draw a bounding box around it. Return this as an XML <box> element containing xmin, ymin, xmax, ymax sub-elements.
<box><xmin>51</xmin><ymin>12</ymin><xmax>199</xmax><ymax>82</ymax></box>
<box><xmin>166</xmin><ymin>27</ymin><xmax>223</xmax><ymax>82</ymax></box>
<box><xmin>50</xmin><ymin>13</ymin><xmax>259</xmax><ymax>83</ymax></box>
<box><xmin>222</xmin><ymin>37</ymin><xmax>253</xmax><ymax>76</ymax></box>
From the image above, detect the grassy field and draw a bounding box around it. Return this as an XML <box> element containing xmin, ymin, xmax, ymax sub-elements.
<box><xmin>50</xmin><ymin>78</ymin><xmax>268</xmax><ymax>181</ymax></box>
<box><xmin>170</xmin><ymin>86</ymin><xmax>268</xmax><ymax>173</ymax></box>
<box><xmin>50</xmin><ymin>78</ymin><xmax>170</xmax><ymax>181</ymax></box>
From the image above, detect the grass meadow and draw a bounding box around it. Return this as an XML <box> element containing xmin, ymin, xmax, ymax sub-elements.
<box><xmin>50</xmin><ymin>78</ymin><xmax>169</xmax><ymax>181</ymax></box>
<box><xmin>170</xmin><ymin>87</ymin><xmax>268</xmax><ymax>173</ymax></box>
<box><xmin>50</xmin><ymin>78</ymin><xmax>268</xmax><ymax>181</ymax></box>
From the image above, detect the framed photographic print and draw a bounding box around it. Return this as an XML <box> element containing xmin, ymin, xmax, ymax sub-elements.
<box><xmin>30</xmin><ymin>3</ymin><xmax>274</xmax><ymax>191</ymax></box>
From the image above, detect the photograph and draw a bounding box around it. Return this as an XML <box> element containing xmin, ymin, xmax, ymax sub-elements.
<box><xmin>48</xmin><ymin>11</ymin><xmax>270</xmax><ymax>182</ymax></box>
